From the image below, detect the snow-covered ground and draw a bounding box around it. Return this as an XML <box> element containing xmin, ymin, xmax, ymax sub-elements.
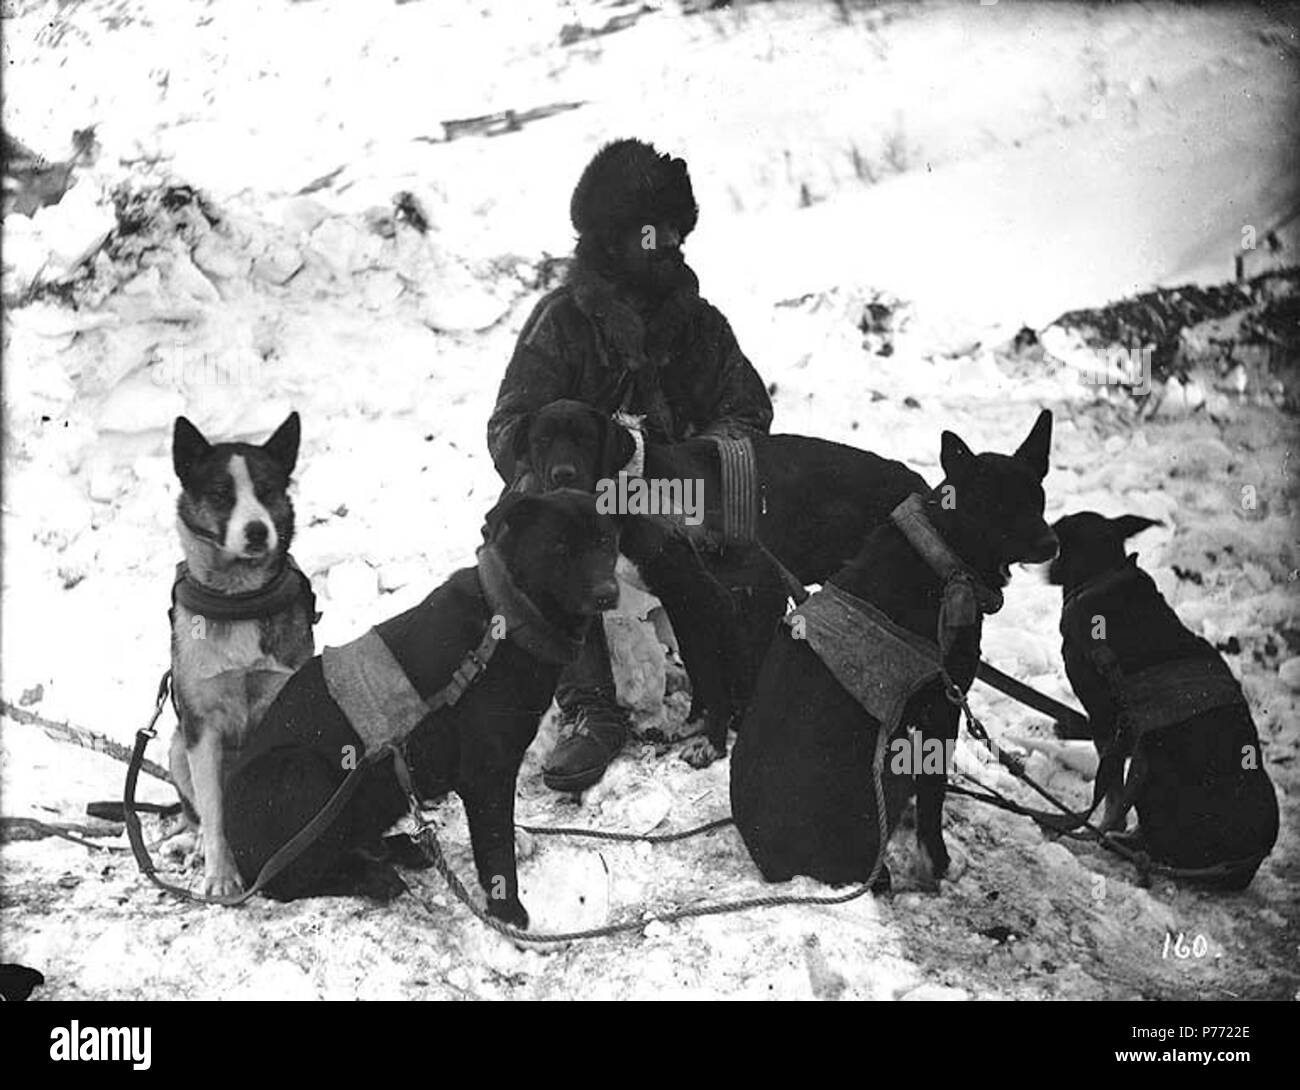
<box><xmin>2</xmin><ymin>0</ymin><xmax>1297</xmax><ymax>1000</ymax></box>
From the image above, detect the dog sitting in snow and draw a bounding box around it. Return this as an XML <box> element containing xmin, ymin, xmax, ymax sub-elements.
<box><xmin>223</xmin><ymin>491</ymin><xmax>621</xmax><ymax>927</ymax></box>
<box><xmin>168</xmin><ymin>412</ymin><xmax>317</xmax><ymax>897</ymax></box>
<box><xmin>1049</xmin><ymin>512</ymin><xmax>1279</xmax><ymax>888</ymax></box>
<box><xmin>732</xmin><ymin>411</ymin><xmax>1059</xmax><ymax>890</ymax></box>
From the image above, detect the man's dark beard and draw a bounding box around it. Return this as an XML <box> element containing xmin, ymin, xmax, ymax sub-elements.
<box><xmin>626</xmin><ymin>249</ymin><xmax>693</xmax><ymax>302</ymax></box>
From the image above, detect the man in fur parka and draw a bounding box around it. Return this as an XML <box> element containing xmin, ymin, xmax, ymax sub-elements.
<box><xmin>487</xmin><ymin>138</ymin><xmax>773</xmax><ymax>792</ymax></box>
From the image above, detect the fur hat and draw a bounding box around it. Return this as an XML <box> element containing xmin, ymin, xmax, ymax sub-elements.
<box><xmin>570</xmin><ymin>139</ymin><xmax>698</xmax><ymax>240</ymax></box>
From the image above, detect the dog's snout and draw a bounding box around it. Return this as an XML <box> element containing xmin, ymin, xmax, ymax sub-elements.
<box><xmin>244</xmin><ymin>521</ymin><xmax>269</xmax><ymax>549</ymax></box>
<box><xmin>593</xmin><ymin>581</ymin><xmax>620</xmax><ymax>611</ymax></box>
<box><xmin>550</xmin><ymin>464</ymin><xmax>578</xmax><ymax>488</ymax></box>
<box><xmin>1030</xmin><ymin>530</ymin><xmax>1059</xmax><ymax>563</ymax></box>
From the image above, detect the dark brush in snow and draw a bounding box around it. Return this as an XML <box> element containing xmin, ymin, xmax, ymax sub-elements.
<box><xmin>1049</xmin><ymin>512</ymin><xmax>1279</xmax><ymax>888</ymax></box>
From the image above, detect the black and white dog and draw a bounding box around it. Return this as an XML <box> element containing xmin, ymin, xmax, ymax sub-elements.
<box><xmin>168</xmin><ymin>413</ymin><xmax>317</xmax><ymax>897</ymax></box>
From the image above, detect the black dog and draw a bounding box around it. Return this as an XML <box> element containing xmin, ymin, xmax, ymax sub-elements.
<box><xmin>516</xmin><ymin>398</ymin><xmax>927</xmax><ymax>762</ymax></box>
<box><xmin>731</xmin><ymin>411</ymin><xmax>1057</xmax><ymax>889</ymax></box>
<box><xmin>224</xmin><ymin>491</ymin><xmax>620</xmax><ymax>927</ymax></box>
<box><xmin>1048</xmin><ymin>512</ymin><xmax>1279</xmax><ymax>888</ymax></box>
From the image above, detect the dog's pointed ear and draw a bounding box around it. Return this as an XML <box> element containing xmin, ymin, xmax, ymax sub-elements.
<box><xmin>940</xmin><ymin>430</ymin><xmax>975</xmax><ymax>480</ymax></box>
<box><xmin>262</xmin><ymin>411</ymin><xmax>301</xmax><ymax>476</ymax></box>
<box><xmin>1014</xmin><ymin>409</ymin><xmax>1053</xmax><ymax>479</ymax></box>
<box><xmin>172</xmin><ymin>416</ymin><xmax>211</xmax><ymax>484</ymax></box>
<box><xmin>602</xmin><ymin>414</ymin><xmax>635</xmax><ymax>475</ymax></box>
<box><xmin>483</xmin><ymin>492</ymin><xmax>542</xmax><ymax>544</ymax></box>
<box><xmin>1111</xmin><ymin>514</ymin><xmax>1161</xmax><ymax>541</ymax></box>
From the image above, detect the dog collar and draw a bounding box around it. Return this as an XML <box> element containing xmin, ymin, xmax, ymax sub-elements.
<box><xmin>475</xmin><ymin>544</ymin><xmax>588</xmax><ymax>665</ymax></box>
<box><xmin>172</xmin><ymin>556</ymin><xmax>315</xmax><ymax>622</ymax></box>
<box><xmin>613</xmin><ymin>411</ymin><xmax>646</xmax><ymax>478</ymax></box>
<box><xmin>890</xmin><ymin>494</ymin><xmax>1004</xmax><ymax>616</ymax></box>
<box><xmin>1060</xmin><ymin>557</ymin><xmax>1146</xmax><ymax>628</ymax></box>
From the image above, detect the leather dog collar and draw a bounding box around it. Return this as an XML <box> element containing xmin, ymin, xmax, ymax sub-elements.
<box><xmin>475</xmin><ymin>544</ymin><xmax>588</xmax><ymax>665</ymax></box>
<box><xmin>890</xmin><ymin>493</ymin><xmax>1004</xmax><ymax>616</ymax></box>
<box><xmin>172</xmin><ymin>556</ymin><xmax>313</xmax><ymax>622</ymax></box>
<box><xmin>1061</xmin><ymin>556</ymin><xmax>1145</xmax><ymax>618</ymax></box>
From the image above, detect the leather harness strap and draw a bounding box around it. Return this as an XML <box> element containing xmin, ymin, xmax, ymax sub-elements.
<box><xmin>1065</xmin><ymin>561</ymin><xmax>1247</xmax><ymax>751</ymax></box>
<box><xmin>889</xmin><ymin>494</ymin><xmax>1004</xmax><ymax>616</ymax></box>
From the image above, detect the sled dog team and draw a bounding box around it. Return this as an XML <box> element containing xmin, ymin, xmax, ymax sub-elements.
<box><xmin>167</xmin><ymin>406</ymin><xmax>1278</xmax><ymax>924</ymax></box>
<box><xmin>163</xmin><ymin>139</ymin><xmax>1277</xmax><ymax>925</ymax></box>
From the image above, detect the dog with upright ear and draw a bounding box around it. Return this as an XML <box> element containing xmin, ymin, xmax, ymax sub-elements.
<box><xmin>172</xmin><ymin>411</ymin><xmax>301</xmax><ymax>486</ymax></box>
<box><xmin>1013</xmin><ymin>409</ymin><xmax>1053</xmax><ymax>479</ymax></box>
<box><xmin>1111</xmin><ymin>514</ymin><xmax>1162</xmax><ymax>541</ymax></box>
<box><xmin>942</xmin><ymin>408</ymin><xmax>1051</xmax><ymax>482</ymax></box>
<box><xmin>939</xmin><ymin>430</ymin><xmax>976</xmax><ymax>481</ymax></box>
<box><xmin>167</xmin><ymin>408</ymin><xmax>314</xmax><ymax>898</ymax></box>
<box><xmin>173</xmin><ymin>417</ymin><xmax>212</xmax><ymax>487</ymax></box>
<box><xmin>261</xmin><ymin>411</ymin><xmax>301</xmax><ymax>479</ymax></box>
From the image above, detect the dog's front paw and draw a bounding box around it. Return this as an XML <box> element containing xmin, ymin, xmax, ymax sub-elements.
<box><xmin>201</xmin><ymin>870</ymin><xmax>245</xmax><ymax>899</ymax></box>
<box><xmin>680</xmin><ymin>735</ymin><xmax>724</xmax><ymax>768</ymax></box>
<box><xmin>910</xmin><ymin>835</ymin><xmax>950</xmax><ymax>892</ymax></box>
<box><xmin>488</xmin><ymin>897</ymin><xmax>529</xmax><ymax>930</ymax></box>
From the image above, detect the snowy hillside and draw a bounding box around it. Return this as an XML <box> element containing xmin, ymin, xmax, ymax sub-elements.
<box><xmin>2</xmin><ymin>0</ymin><xmax>1298</xmax><ymax>1000</ymax></box>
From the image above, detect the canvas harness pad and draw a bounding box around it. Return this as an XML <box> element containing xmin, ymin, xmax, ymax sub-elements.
<box><xmin>1064</xmin><ymin>563</ymin><xmax>1247</xmax><ymax>753</ymax></box>
<box><xmin>322</xmin><ymin>630</ymin><xmax>437</xmax><ymax>755</ymax></box>
<box><xmin>787</xmin><ymin>581</ymin><xmax>949</xmax><ymax>734</ymax></box>
<box><xmin>1095</xmin><ymin>653</ymin><xmax>1246</xmax><ymax>753</ymax></box>
<box><xmin>784</xmin><ymin>494</ymin><xmax>1000</xmax><ymax>737</ymax></box>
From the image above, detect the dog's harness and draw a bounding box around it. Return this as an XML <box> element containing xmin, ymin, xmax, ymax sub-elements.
<box><xmin>786</xmin><ymin>494</ymin><xmax>1003</xmax><ymax>734</ymax></box>
<box><xmin>124</xmin><ymin>544</ymin><xmax>585</xmax><ymax>906</ymax></box>
<box><xmin>1062</xmin><ymin>560</ymin><xmax>1253</xmax><ymax>857</ymax></box>
<box><xmin>1062</xmin><ymin>560</ymin><xmax>1247</xmax><ymax>753</ymax></box>
<box><xmin>766</xmin><ymin>494</ymin><xmax>1000</xmax><ymax>884</ymax></box>
<box><xmin>320</xmin><ymin>544</ymin><xmax>584</xmax><ymax>755</ymax></box>
<box><xmin>167</xmin><ymin>556</ymin><xmax>319</xmax><ymax>721</ymax></box>
<box><xmin>170</xmin><ymin>556</ymin><xmax>318</xmax><ymax>624</ymax></box>
<box><xmin>791</xmin><ymin>582</ymin><xmax>950</xmax><ymax>730</ymax></box>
